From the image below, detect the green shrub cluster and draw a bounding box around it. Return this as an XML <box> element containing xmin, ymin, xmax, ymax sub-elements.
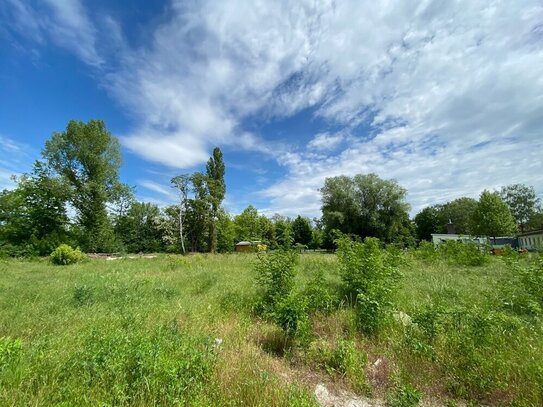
<box><xmin>438</xmin><ymin>241</ymin><xmax>490</xmax><ymax>266</ymax></box>
<box><xmin>50</xmin><ymin>244</ymin><xmax>86</xmax><ymax>265</ymax></box>
<box><xmin>500</xmin><ymin>255</ymin><xmax>543</xmax><ymax>316</ymax></box>
<box><xmin>307</xmin><ymin>338</ymin><xmax>368</xmax><ymax>391</ymax></box>
<box><xmin>386</xmin><ymin>385</ymin><xmax>421</xmax><ymax>407</ymax></box>
<box><xmin>64</xmin><ymin>324</ymin><xmax>216</xmax><ymax>405</ymax></box>
<box><xmin>405</xmin><ymin>304</ymin><xmax>525</xmax><ymax>400</ymax></box>
<box><xmin>336</xmin><ymin>236</ymin><xmax>401</xmax><ymax>335</ymax></box>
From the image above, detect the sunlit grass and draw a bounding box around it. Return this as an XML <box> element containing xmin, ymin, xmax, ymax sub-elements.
<box><xmin>0</xmin><ymin>252</ymin><xmax>541</xmax><ymax>406</ymax></box>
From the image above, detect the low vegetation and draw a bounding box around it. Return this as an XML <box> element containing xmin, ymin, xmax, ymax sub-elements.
<box><xmin>1</xmin><ymin>245</ymin><xmax>541</xmax><ymax>406</ymax></box>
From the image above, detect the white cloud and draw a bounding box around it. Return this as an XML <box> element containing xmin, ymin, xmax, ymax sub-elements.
<box><xmin>0</xmin><ymin>136</ymin><xmax>34</xmax><ymax>190</ymax></box>
<box><xmin>3</xmin><ymin>0</ymin><xmax>543</xmax><ymax>217</ymax></box>
<box><xmin>138</xmin><ymin>179</ymin><xmax>176</xmax><ymax>201</ymax></box>
<box><xmin>307</xmin><ymin>132</ymin><xmax>344</xmax><ymax>151</ymax></box>
<box><xmin>2</xmin><ymin>0</ymin><xmax>103</xmax><ymax>66</ymax></box>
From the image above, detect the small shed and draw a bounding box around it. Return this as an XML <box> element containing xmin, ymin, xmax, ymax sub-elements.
<box><xmin>234</xmin><ymin>241</ymin><xmax>253</xmax><ymax>252</ymax></box>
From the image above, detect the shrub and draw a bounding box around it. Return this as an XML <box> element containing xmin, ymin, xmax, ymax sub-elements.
<box><xmin>438</xmin><ymin>241</ymin><xmax>489</xmax><ymax>267</ymax></box>
<box><xmin>306</xmin><ymin>338</ymin><xmax>368</xmax><ymax>391</ymax></box>
<box><xmin>386</xmin><ymin>384</ymin><xmax>421</xmax><ymax>407</ymax></box>
<box><xmin>255</xmin><ymin>249</ymin><xmax>298</xmax><ymax>315</ymax></box>
<box><xmin>500</xmin><ymin>256</ymin><xmax>543</xmax><ymax>316</ymax></box>
<box><xmin>302</xmin><ymin>269</ymin><xmax>337</xmax><ymax>314</ymax></box>
<box><xmin>416</xmin><ymin>240</ymin><xmax>438</xmax><ymax>261</ymax></box>
<box><xmin>50</xmin><ymin>244</ymin><xmax>86</xmax><ymax>265</ymax></box>
<box><xmin>336</xmin><ymin>236</ymin><xmax>401</xmax><ymax>335</ymax></box>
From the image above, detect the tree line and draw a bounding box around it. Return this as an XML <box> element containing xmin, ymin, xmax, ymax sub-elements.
<box><xmin>1</xmin><ymin>120</ymin><xmax>541</xmax><ymax>256</ymax></box>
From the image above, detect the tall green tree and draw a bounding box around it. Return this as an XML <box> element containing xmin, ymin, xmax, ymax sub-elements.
<box><xmin>292</xmin><ymin>215</ymin><xmax>312</xmax><ymax>246</ymax></box>
<box><xmin>186</xmin><ymin>172</ymin><xmax>210</xmax><ymax>252</ymax></box>
<box><xmin>43</xmin><ymin>120</ymin><xmax>124</xmax><ymax>252</ymax></box>
<box><xmin>471</xmin><ymin>190</ymin><xmax>517</xmax><ymax>240</ymax></box>
<box><xmin>216</xmin><ymin>209</ymin><xmax>235</xmax><ymax>253</ymax></box>
<box><xmin>414</xmin><ymin>206</ymin><xmax>441</xmax><ymax>241</ymax></box>
<box><xmin>500</xmin><ymin>184</ymin><xmax>541</xmax><ymax>232</ymax></box>
<box><xmin>115</xmin><ymin>202</ymin><xmax>163</xmax><ymax>253</ymax></box>
<box><xmin>438</xmin><ymin>197</ymin><xmax>478</xmax><ymax>235</ymax></box>
<box><xmin>171</xmin><ymin>174</ymin><xmax>190</xmax><ymax>254</ymax></box>
<box><xmin>321</xmin><ymin>173</ymin><xmax>410</xmax><ymax>242</ymax></box>
<box><xmin>0</xmin><ymin>161</ymin><xmax>69</xmax><ymax>255</ymax></box>
<box><xmin>206</xmin><ymin>147</ymin><xmax>225</xmax><ymax>253</ymax></box>
<box><xmin>234</xmin><ymin>205</ymin><xmax>261</xmax><ymax>242</ymax></box>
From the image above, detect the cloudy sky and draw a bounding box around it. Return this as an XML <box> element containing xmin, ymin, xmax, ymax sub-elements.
<box><xmin>1</xmin><ymin>0</ymin><xmax>542</xmax><ymax>217</ymax></box>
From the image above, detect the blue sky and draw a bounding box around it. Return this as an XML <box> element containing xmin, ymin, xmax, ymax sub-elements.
<box><xmin>1</xmin><ymin>0</ymin><xmax>542</xmax><ymax>217</ymax></box>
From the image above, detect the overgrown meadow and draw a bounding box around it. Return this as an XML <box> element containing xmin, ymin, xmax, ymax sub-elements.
<box><xmin>1</xmin><ymin>244</ymin><xmax>542</xmax><ymax>406</ymax></box>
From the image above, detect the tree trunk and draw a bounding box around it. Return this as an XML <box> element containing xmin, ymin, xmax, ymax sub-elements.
<box><xmin>179</xmin><ymin>205</ymin><xmax>185</xmax><ymax>255</ymax></box>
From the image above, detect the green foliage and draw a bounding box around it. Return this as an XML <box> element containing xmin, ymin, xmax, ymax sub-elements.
<box><xmin>386</xmin><ymin>385</ymin><xmax>421</xmax><ymax>407</ymax></box>
<box><xmin>415</xmin><ymin>240</ymin><xmax>438</xmax><ymax>261</ymax></box>
<box><xmin>73</xmin><ymin>285</ymin><xmax>94</xmax><ymax>307</ymax></box>
<box><xmin>206</xmin><ymin>147</ymin><xmax>226</xmax><ymax>253</ymax></box>
<box><xmin>255</xmin><ymin>249</ymin><xmax>298</xmax><ymax>315</ymax></box>
<box><xmin>437</xmin><ymin>241</ymin><xmax>490</xmax><ymax>267</ymax></box>
<box><xmin>500</xmin><ymin>256</ymin><xmax>543</xmax><ymax>316</ymax></box>
<box><xmin>307</xmin><ymin>339</ymin><xmax>368</xmax><ymax>391</ymax></box>
<box><xmin>68</xmin><ymin>325</ymin><xmax>215</xmax><ymax>405</ymax></box>
<box><xmin>234</xmin><ymin>205</ymin><xmax>262</xmax><ymax>243</ymax></box>
<box><xmin>302</xmin><ymin>269</ymin><xmax>337</xmax><ymax>314</ymax></box>
<box><xmin>414</xmin><ymin>206</ymin><xmax>441</xmax><ymax>241</ymax></box>
<box><xmin>0</xmin><ymin>161</ymin><xmax>69</xmax><ymax>256</ymax></box>
<box><xmin>43</xmin><ymin>119</ymin><xmax>125</xmax><ymax>252</ymax></box>
<box><xmin>336</xmin><ymin>236</ymin><xmax>401</xmax><ymax>335</ymax></box>
<box><xmin>501</xmin><ymin>184</ymin><xmax>540</xmax><ymax>232</ymax></box>
<box><xmin>292</xmin><ymin>216</ymin><xmax>313</xmax><ymax>246</ymax></box>
<box><xmin>50</xmin><ymin>244</ymin><xmax>86</xmax><ymax>265</ymax></box>
<box><xmin>273</xmin><ymin>294</ymin><xmax>311</xmax><ymax>340</ymax></box>
<box><xmin>471</xmin><ymin>190</ymin><xmax>517</xmax><ymax>238</ymax></box>
<box><xmin>321</xmin><ymin>173</ymin><xmax>410</xmax><ymax>243</ymax></box>
<box><xmin>0</xmin><ymin>337</ymin><xmax>22</xmax><ymax>369</ymax></box>
<box><xmin>438</xmin><ymin>197</ymin><xmax>478</xmax><ymax>235</ymax></box>
<box><xmin>115</xmin><ymin>202</ymin><xmax>163</xmax><ymax>253</ymax></box>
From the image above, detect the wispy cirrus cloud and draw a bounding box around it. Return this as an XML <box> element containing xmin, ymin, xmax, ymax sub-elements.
<box><xmin>3</xmin><ymin>0</ymin><xmax>542</xmax><ymax>217</ymax></box>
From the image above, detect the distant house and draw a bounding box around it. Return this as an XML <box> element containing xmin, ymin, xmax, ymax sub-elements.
<box><xmin>518</xmin><ymin>230</ymin><xmax>543</xmax><ymax>251</ymax></box>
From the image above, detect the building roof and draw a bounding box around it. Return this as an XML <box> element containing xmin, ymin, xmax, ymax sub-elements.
<box><xmin>518</xmin><ymin>229</ymin><xmax>543</xmax><ymax>237</ymax></box>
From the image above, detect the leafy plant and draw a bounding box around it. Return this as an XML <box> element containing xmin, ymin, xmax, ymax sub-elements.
<box><xmin>302</xmin><ymin>269</ymin><xmax>337</xmax><ymax>314</ymax></box>
<box><xmin>0</xmin><ymin>337</ymin><xmax>22</xmax><ymax>369</ymax></box>
<box><xmin>255</xmin><ymin>249</ymin><xmax>298</xmax><ymax>314</ymax></box>
<box><xmin>336</xmin><ymin>236</ymin><xmax>401</xmax><ymax>335</ymax></box>
<box><xmin>50</xmin><ymin>244</ymin><xmax>86</xmax><ymax>265</ymax></box>
<box><xmin>500</xmin><ymin>256</ymin><xmax>543</xmax><ymax>316</ymax></box>
<box><xmin>387</xmin><ymin>384</ymin><xmax>421</xmax><ymax>407</ymax></box>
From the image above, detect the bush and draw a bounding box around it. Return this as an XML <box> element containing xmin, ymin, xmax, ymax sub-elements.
<box><xmin>336</xmin><ymin>236</ymin><xmax>401</xmax><ymax>335</ymax></box>
<box><xmin>386</xmin><ymin>384</ymin><xmax>421</xmax><ymax>407</ymax></box>
<box><xmin>50</xmin><ymin>244</ymin><xmax>86</xmax><ymax>265</ymax></box>
<box><xmin>255</xmin><ymin>249</ymin><xmax>298</xmax><ymax>315</ymax></box>
<box><xmin>306</xmin><ymin>338</ymin><xmax>368</xmax><ymax>391</ymax></box>
<box><xmin>302</xmin><ymin>269</ymin><xmax>337</xmax><ymax>314</ymax></box>
<box><xmin>438</xmin><ymin>241</ymin><xmax>489</xmax><ymax>267</ymax></box>
<box><xmin>500</xmin><ymin>256</ymin><xmax>543</xmax><ymax>316</ymax></box>
<box><xmin>415</xmin><ymin>240</ymin><xmax>438</xmax><ymax>261</ymax></box>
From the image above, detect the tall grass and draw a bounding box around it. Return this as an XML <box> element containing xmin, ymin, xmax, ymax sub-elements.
<box><xmin>0</xmin><ymin>251</ymin><xmax>541</xmax><ymax>406</ymax></box>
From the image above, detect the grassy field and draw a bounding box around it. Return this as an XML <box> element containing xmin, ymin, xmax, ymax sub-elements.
<box><xmin>0</xmin><ymin>250</ymin><xmax>542</xmax><ymax>406</ymax></box>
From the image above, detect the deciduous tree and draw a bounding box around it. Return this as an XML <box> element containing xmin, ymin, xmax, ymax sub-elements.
<box><xmin>500</xmin><ymin>184</ymin><xmax>541</xmax><ymax>232</ymax></box>
<box><xmin>471</xmin><ymin>190</ymin><xmax>517</xmax><ymax>240</ymax></box>
<box><xmin>42</xmin><ymin>120</ymin><xmax>124</xmax><ymax>252</ymax></box>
